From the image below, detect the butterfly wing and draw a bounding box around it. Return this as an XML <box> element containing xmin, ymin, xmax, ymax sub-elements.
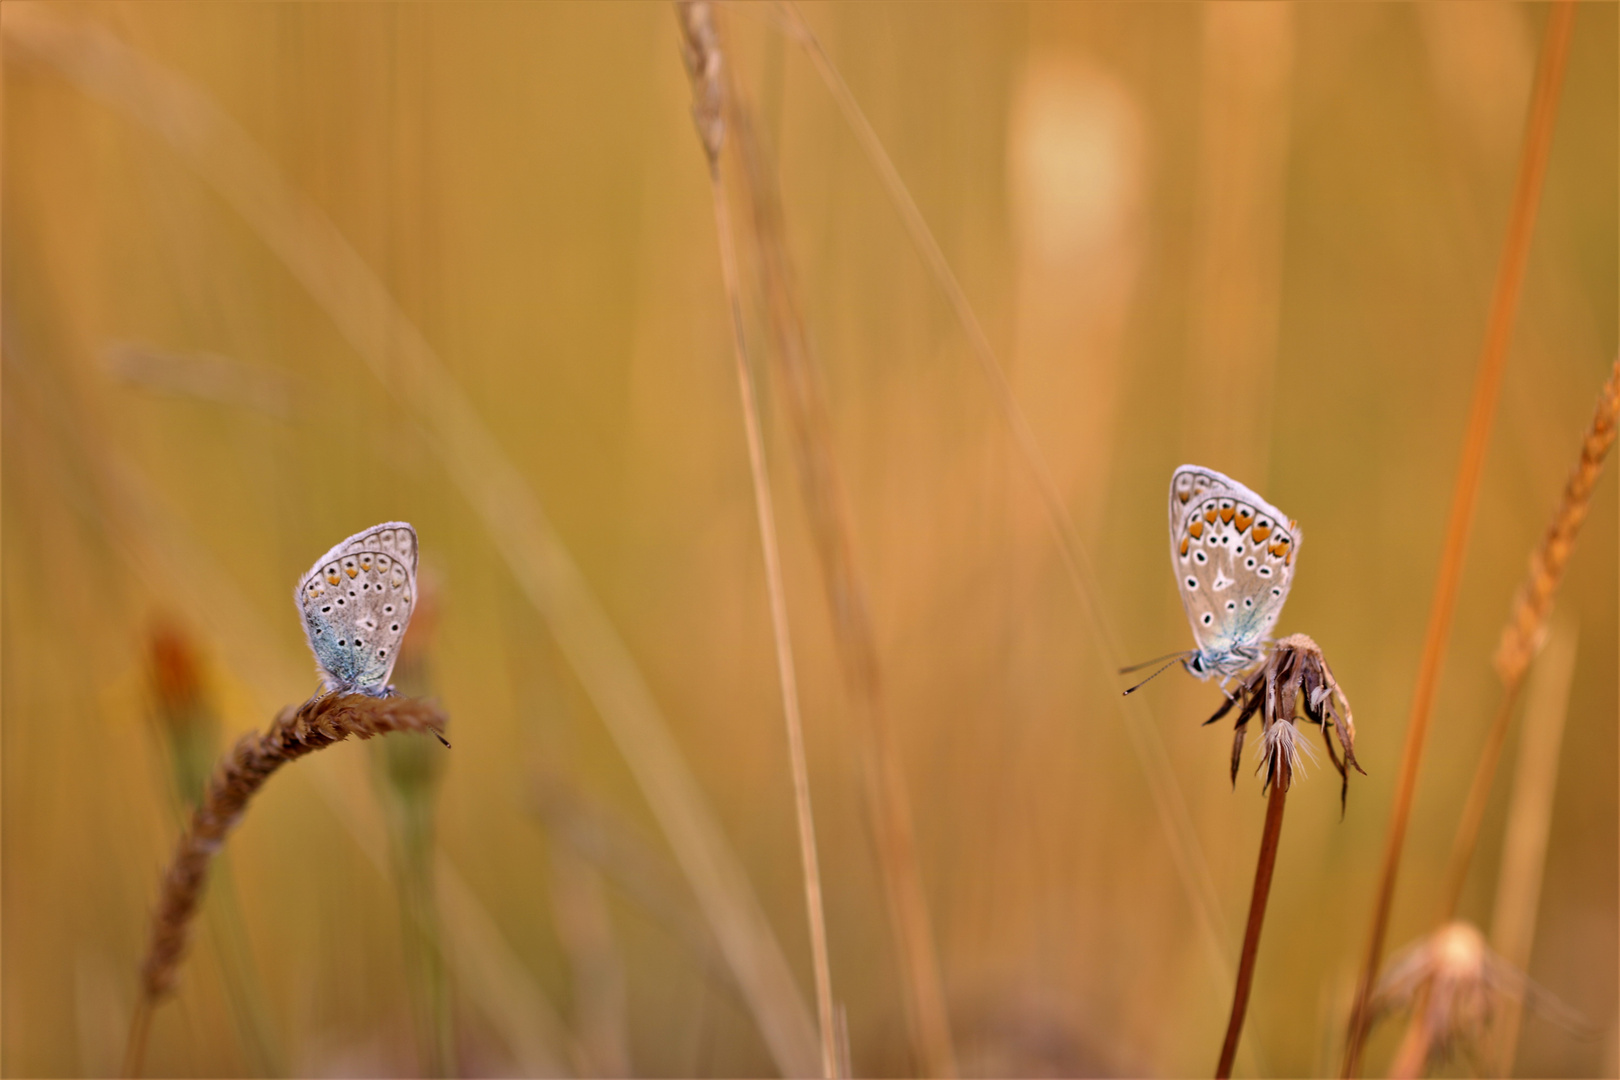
<box><xmin>1169</xmin><ymin>466</ymin><xmax>1298</xmax><ymax>673</ymax></box>
<box><xmin>295</xmin><ymin>522</ymin><xmax>418</xmax><ymax>693</ymax></box>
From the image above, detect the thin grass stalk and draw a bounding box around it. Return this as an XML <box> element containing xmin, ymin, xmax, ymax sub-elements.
<box><xmin>1216</xmin><ymin>755</ymin><xmax>1290</xmax><ymax>1079</ymax></box>
<box><xmin>1489</xmin><ymin>623</ymin><xmax>1578</xmax><ymax>1073</ymax></box>
<box><xmin>678</xmin><ymin>5</ymin><xmax>837</xmax><ymax>1074</ymax></box>
<box><xmin>773</xmin><ymin>7</ymin><xmax>1247</xmax><ymax>1056</ymax></box>
<box><xmin>1341</xmin><ymin>6</ymin><xmax>1577</xmax><ymax>1073</ymax></box>
<box><xmin>3</xmin><ymin>14</ymin><xmax>824</xmax><ymax>1070</ymax></box>
<box><xmin>729</xmin><ymin>73</ymin><xmax>957</xmax><ymax>1079</ymax></box>
<box><xmin>124</xmin><ymin>693</ymin><xmax>450</xmax><ymax>1076</ymax></box>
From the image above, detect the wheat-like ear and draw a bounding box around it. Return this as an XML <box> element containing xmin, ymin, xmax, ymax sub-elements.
<box><xmin>126</xmin><ymin>693</ymin><xmax>449</xmax><ymax>1077</ymax></box>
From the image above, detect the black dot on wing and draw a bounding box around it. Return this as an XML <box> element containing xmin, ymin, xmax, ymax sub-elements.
<box><xmin>1245</xmin><ymin>598</ymin><xmax>1254</xmax><ymax>607</ymax></box>
<box><xmin>1226</xmin><ymin>601</ymin><xmax>1236</xmax><ymax>610</ymax></box>
<box><xmin>1246</xmin><ymin>558</ymin><xmax>1256</xmax><ymax>568</ymax></box>
<box><xmin>1202</xmin><ymin>613</ymin><xmax>1213</xmax><ymax>625</ymax></box>
<box><xmin>391</xmin><ymin>623</ymin><xmax>400</xmax><ymax>632</ymax></box>
<box><xmin>1272</xmin><ymin>588</ymin><xmax>1281</xmax><ymax>596</ymax></box>
<box><xmin>1186</xmin><ymin>577</ymin><xmax>1197</xmax><ymax>588</ymax></box>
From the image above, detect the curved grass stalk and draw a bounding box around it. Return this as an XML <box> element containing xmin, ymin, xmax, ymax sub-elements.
<box><xmin>126</xmin><ymin>694</ymin><xmax>449</xmax><ymax>1076</ymax></box>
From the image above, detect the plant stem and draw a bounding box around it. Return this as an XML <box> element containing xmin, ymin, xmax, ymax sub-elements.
<box><xmin>708</xmin><ymin>149</ymin><xmax>839</xmax><ymax>1080</ymax></box>
<box><xmin>678</xmin><ymin>8</ymin><xmax>838</xmax><ymax>1073</ymax></box>
<box><xmin>1340</xmin><ymin>5</ymin><xmax>1575</xmax><ymax>1072</ymax></box>
<box><xmin>1216</xmin><ymin>758</ymin><xmax>1290</xmax><ymax>1078</ymax></box>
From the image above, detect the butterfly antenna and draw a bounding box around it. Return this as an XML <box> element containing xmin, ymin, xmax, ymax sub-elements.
<box><xmin>1119</xmin><ymin>650</ymin><xmax>1194</xmax><ymax>675</ymax></box>
<box><xmin>1121</xmin><ymin>654</ymin><xmax>1192</xmax><ymax>696</ymax></box>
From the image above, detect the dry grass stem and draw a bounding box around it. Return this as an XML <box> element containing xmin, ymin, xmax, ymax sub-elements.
<box><xmin>1212</xmin><ymin>637</ymin><xmax>1360</xmax><ymax>1076</ymax></box>
<box><xmin>1489</xmin><ymin>623</ymin><xmax>1578</xmax><ymax>1073</ymax></box>
<box><xmin>678</xmin><ymin>5</ymin><xmax>838</xmax><ymax>1075</ymax></box>
<box><xmin>126</xmin><ymin>693</ymin><xmax>449</xmax><ymax>1076</ymax></box>
<box><xmin>776</xmin><ymin>2</ymin><xmax>1242</xmax><ymax>1027</ymax></box>
<box><xmin>4</xmin><ymin>12</ymin><xmax>823</xmax><ymax>1071</ymax></box>
<box><xmin>1341</xmin><ymin>5</ymin><xmax>1576</xmax><ymax>1071</ymax></box>
<box><xmin>1216</xmin><ymin>754</ymin><xmax>1289</xmax><ymax>1080</ymax></box>
<box><xmin>727</xmin><ymin>50</ymin><xmax>956</xmax><ymax>1080</ymax></box>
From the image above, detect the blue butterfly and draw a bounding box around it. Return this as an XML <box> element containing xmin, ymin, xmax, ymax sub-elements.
<box><xmin>295</xmin><ymin>522</ymin><xmax>418</xmax><ymax>695</ymax></box>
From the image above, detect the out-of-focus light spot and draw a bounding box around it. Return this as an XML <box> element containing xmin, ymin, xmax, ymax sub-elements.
<box><xmin>1007</xmin><ymin>57</ymin><xmax>1145</xmax><ymax>267</ymax></box>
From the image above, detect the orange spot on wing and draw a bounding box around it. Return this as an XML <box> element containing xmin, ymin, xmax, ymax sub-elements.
<box><xmin>1235</xmin><ymin>509</ymin><xmax>1253</xmax><ymax>532</ymax></box>
<box><xmin>1189</xmin><ymin>519</ymin><xmax>1205</xmax><ymax>539</ymax></box>
<box><xmin>1179</xmin><ymin>537</ymin><xmax>1190</xmax><ymax>557</ymax></box>
<box><xmin>1220</xmin><ymin>506</ymin><xmax>1234</xmax><ymax>524</ymax></box>
<box><xmin>326</xmin><ymin>572</ymin><xmax>340</xmax><ymax>585</ymax></box>
<box><xmin>1178</xmin><ymin>490</ymin><xmax>1190</xmax><ymax>504</ymax></box>
<box><xmin>1204</xmin><ymin>506</ymin><xmax>1217</xmax><ymax>524</ymax></box>
<box><xmin>345</xmin><ymin>566</ymin><xmax>358</xmax><ymax>579</ymax></box>
<box><xmin>1251</xmin><ymin>524</ymin><xmax>1272</xmax><ymax>543</ymax></box>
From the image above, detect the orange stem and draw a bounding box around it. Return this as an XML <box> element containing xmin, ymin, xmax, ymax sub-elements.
<box><xmin>1341</xmin><ymin>5</ymin><xmax>1576</xmax><ymax>1073</ymax></box>
<box><xmin>1217</xmin><ymin>761</ymin><xmax>1290</xmax><ymax>1078</ymax></box>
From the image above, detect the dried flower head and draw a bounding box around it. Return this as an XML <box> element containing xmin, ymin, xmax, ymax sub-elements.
<box><xmin>1372</xmin><ymin>921</ymin><xmax>1593</xmax><ymax>1075</ymax></box>
<box><xmin>1204</xmin><ymin>633</ymin><xmax>1363</xmax><ymax>807</ymax></box>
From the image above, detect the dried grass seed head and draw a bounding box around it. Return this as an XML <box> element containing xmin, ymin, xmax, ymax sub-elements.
<box><xmin>1206</xmin><ymin>634</ymin><xmax>1363</xmax><ymax>804</ymax></box>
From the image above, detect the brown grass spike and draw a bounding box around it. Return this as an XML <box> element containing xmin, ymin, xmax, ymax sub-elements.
<box><xmin>1341</xmin><ymin>4</ymin><xmax>1576</xmax><ymax>1073</ymax></box>
<box><xmin>125</xmin><ymin>693</ymin><xmax>449</xmax><ymax>1076</ymax></box>
<box><xmin>1403</xmin><ymin>356</ymin><xmax>1616</xmax><ymax>1058</ymax></box>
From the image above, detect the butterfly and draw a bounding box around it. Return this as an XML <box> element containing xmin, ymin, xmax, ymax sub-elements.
<box><xmin>1124</xmin><ymin>466</ymin><xmax>1300</xmax><ymax>693</ymax></box>
<box><xmin>295</xmin><ymin>522</ymin><xmax>418</xmax><ymax>695</ymax></box>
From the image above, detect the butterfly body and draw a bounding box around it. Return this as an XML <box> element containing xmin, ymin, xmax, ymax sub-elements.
<box><xmin>1169</xmin><ymin>466</ymin><xmax>1298</xmax><ymax>683</ymax></box>
<box><xmin>295</xmin><ymin>522</ymin><xmax>418</xmax><ymax>695</ymax></box>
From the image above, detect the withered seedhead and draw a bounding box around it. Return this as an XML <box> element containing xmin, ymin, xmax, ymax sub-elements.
<box><xmin>1204</xmin><ymin>633</ymin><xmax>1364</xmax><ymax>811</ymax></box>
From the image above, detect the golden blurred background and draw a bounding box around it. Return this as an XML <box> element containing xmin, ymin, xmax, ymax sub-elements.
<box><xmin>2</xmin><ymin>2</ymin><xmax>1615</xmax><ymax>1076</ymax></box>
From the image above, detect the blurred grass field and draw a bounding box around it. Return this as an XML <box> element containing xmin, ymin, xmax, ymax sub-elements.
<box><xmin>2</xmin><ymin>2</ymin><xmax>1616</xmax><ymax>1076</ymax></box>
